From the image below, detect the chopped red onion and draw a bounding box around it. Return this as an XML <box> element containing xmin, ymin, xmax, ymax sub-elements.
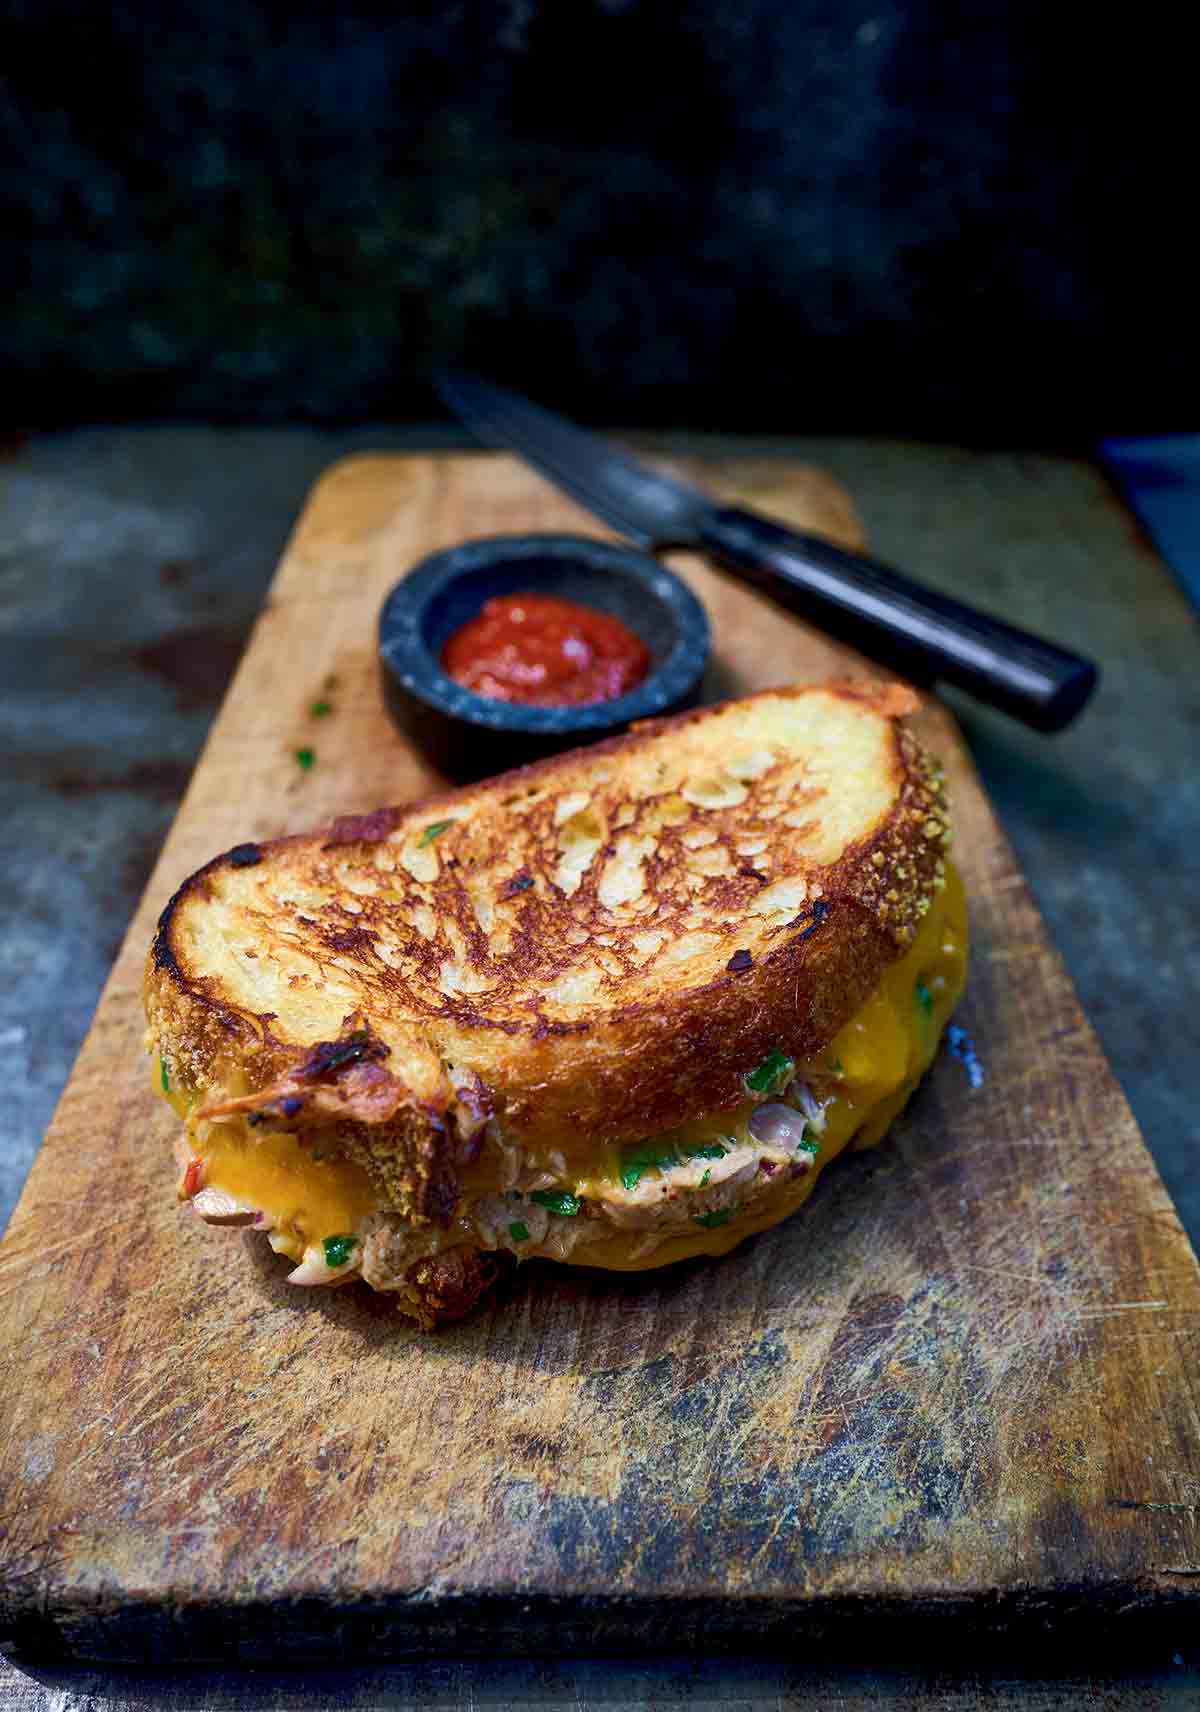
<box><xmin>748</xmin><ymin>1102</ymin><xmax>811</xmax><ymax>1152</ymax></box>
<box><xmin>789</xmin><ymin>1080</ymin><xmax>826</xmax><ymax>1127</ymax></box>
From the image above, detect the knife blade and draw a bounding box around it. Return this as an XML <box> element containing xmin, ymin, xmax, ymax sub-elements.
<box><xmin>435</xmin><ymin>370</ymin><xmax>1098</xmax><ymax>732</ymax></box>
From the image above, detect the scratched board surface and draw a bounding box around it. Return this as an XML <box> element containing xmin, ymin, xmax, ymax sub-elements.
<box><xmin>1</xmin><ymin>454</ymin><xmax>1197</xmax><ymax>1664</ymax></box>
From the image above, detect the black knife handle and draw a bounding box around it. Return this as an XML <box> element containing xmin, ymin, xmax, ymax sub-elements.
<box><xmin>697</xmin><ymin>507</ymin><xmax>1097</xmax><ymax>732</ymax></box>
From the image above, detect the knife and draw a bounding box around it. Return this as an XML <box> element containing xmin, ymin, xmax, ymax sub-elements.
<box><xmin>435</xmin><ymin>370</ymin><xmax>1098</xmax><ymax>732</ymax></box>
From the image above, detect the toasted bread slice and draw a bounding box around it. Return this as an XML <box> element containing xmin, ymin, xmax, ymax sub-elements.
<box><xmin>145</xmin><ymin>681</ymin><xmax>965</xmax><ymax>1324</ymax></box>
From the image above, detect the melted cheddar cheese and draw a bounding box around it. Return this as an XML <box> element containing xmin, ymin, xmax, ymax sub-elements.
<box><xmin>570</xmin><ymin>858</ymin><xmax>968</xmax><ymax>1268</ymax></box>
<box><xmin>163</xmin><ymin>862</ymin><xmax>967</xmax><ymax>1276</ymax></box>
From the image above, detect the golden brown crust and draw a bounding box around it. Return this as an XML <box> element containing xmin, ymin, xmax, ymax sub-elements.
<box><xmin>145</xmin><ymin>680</ymin><xmax>950</xmax><ymax>1213</ymax></box>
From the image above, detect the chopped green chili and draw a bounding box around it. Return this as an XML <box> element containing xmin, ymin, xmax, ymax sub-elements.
<box><xmin>745</xmin><ymin>1047</ymin><xmax>794</xmax><ymax>1093</ymax></box>
<box><xmin>419</xmin><ymin>819</ymin><xmax>453</xmax><ymax>847</ymax></box>
<box><xmin>695</xmin><ymin>1208</ymin><xmax>733</xmax><ymax>1229</ymax></box>
<box><xmin>619</xmin><ymin>1141</ymin><xmax>679</xmax><ymax>1191</ymax></box>
<box><xmin>699</xmin><ymin>1169</ymin><xmax>711</xmax><ymax>1188</ymax></box>
<box><xmin>530</xmin><ymin>1189</ymin><xmax>581</xmax><ymax>1217</ymax></box>
<box><xmin>310</xmin><ymin>699</ymin><xmax>333</xmax><ymax>718</ymax></box>
<box><xmin>619</xmin><ymin>1137</ymin><xmax>730</xmax><ymax>1191</ymax></box>
<box><xmin>799</xmin><ymin>1137</ymin><xmax>820</xmax><ymax>1157</ymax></box>
<box><xmin>322</xmin><ymin>1234</ymin><xmax>356</xmax><ymax>1268</ymax></box>
<box><xmin>160</xmin><ymin>1058</ymin><xmax>169</xmax><ymax>1093</ymax></box>
<box><xmin>509</xmin><ymin>1221</ymin><xmax>530</xmax><ymax>1242</ymax></box>
<box><xmin>915</xmin><ymin>982</ymin><xmax>933</xmax><ymax>1018</ymax></box>
<box><xmin>295</xmin><ymin>746</ymin><xmax>315</xmax><ymax>771</ymax></box>
<box><xmin>686</xmin><ymin>1142</ymin><xmax>728</xmax><ymax>1162</ymax></box>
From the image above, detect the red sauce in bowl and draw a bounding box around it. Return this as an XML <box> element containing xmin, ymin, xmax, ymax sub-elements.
<box><xmin>441</xmin><ymin>592</ymin><xmax>652</xmax><ymax>707</ymax></box>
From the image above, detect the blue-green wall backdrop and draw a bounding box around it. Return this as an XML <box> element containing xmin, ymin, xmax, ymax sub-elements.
<box><xmin>1</xmin><ymin>0</ymin><xmax>1186</xmax><ymax>432</ymax></box>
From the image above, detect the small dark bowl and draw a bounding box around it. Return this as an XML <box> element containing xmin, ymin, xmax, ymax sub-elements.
<box><xmin>379</xmin><ymin>533</ymin><xmax>711</xmax><ymax>779</ymax></box>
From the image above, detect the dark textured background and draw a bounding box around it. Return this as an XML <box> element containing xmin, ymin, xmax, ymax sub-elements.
<box><xmin>2</xmin><ymin>0</ymin><xmax>1187</xmax><ymax>433</ymax></box>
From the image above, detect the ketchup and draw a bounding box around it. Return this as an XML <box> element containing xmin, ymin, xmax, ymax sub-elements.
<box><xmin>441</xmin><ymin>592</ymin><xmax>651</xmax><ymax>707</ymax></box>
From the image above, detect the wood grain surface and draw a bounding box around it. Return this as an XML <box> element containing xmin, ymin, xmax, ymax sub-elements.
<box><xmin>1</xmin><ymin>454</ymin><xmax>1197</xmax><ymax>1666</ymax></box>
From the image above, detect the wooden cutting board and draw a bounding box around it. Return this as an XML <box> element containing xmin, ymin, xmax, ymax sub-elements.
<box><xmin>1</xmin><ymin>454</ymin><xmax>1197</xmax><ymax>1666</ymax></box>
